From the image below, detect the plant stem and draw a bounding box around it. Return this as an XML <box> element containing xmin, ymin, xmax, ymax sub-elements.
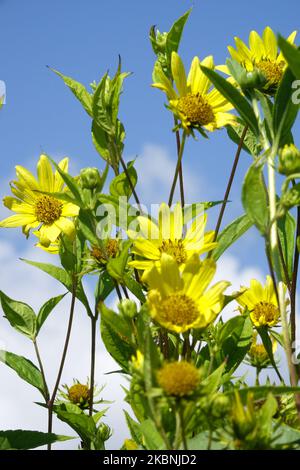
<box><xmin>47</xmin><ymin>277</ymin><xmax>77</xmax><ymax>449</ymax></box>
<box><xmin>89</xmin><ymin>311</ymin><xmax>98</xmax><ymax>417</ymax></box>
<box><xmin>121</xmin><ymin>284</ymin><xmax>130</xmax><ymax>299</ymax></box>
<box><xmin>168</xmin><ymin>132</ymin><xmax>187</xmax><ymax>207</ymax></box>
<box><xmin>178</xmin><ymin>402</ymin><xmax>188</xmax><ymax>450</ymax></box>
<box><xmin>119</xmin><ymin>156</ymin><xmax>143</xmax><ymax>215</ymax></box>
<box><xmin>174</xmin><ymin>119</ymin><xmax>185</xmax><ymax>208</ymax></box>
<box><xmin>33</xmin><ymin>338</ymin><xmax>49</xmax><ymax>402</ymax></box>
<box><xmin>213</xmin><ymin>125</ymin><xmax>248</xmax><ymax>241</ymax></box>
<box><xmin>291</xmin><ymin>204</ymin><xmax>300</xmax><ymax>349</ymax></box>
<box><xmin>114</xmin><ymin>282</ymin><xmax>123</xmax><ymax>301</ymax></box>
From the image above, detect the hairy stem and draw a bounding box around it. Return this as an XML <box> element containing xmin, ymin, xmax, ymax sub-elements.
<box><xmin>47</xmin><ymin>277</ymin><xmax>77</xmax><ymax>449</ymax></box>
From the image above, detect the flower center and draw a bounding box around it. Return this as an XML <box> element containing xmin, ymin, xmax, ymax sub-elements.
<box><xmin>157</xmin><ymin>361</ymin><xmax>200</xmax><ymax>396</ymax></box>
<box><xmin>249</xmin><ymin>343</ymin><xmax>269</xmax><ymax>362</ymax></box>
<box><xmin>68</xmin><ymin>383</ymin><xmax>90</xmax><ymax>405</ymax></box>
<box><xmin>35</xmin><ymin>195</ymin><xmax>62</xmax><ymax>225</ymax></box>
<box><xmin>177</xmin><ymin>93</ymin><xmax>215</xmax><ymax>126</ymax></box>
<box><xmin>251</xmin><ymin>301</ymin><xmax>280</xmax><ymax>327</ymax></box>
<box><xmin>159</xmin><ymin>239</ymin><xmax>187</xmax><ymax>264</ymax></box>
<box><xmin>91</xmin><ymin>239</ymin><xmax>119</xmax><ymax>263</ymax></box>
<box><xmin>256</xmin><ymin>59</ymin><xmax>285</xmax><ymax>87</ymax></box>
<box><xmin>161</xmin><ymin>294</ymin><xmax>198</xmax><ymax>327</ymax></box>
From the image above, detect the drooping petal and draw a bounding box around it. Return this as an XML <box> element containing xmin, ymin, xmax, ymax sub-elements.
<box><xmin>160</xmin><ymin>253</ymin><xmax>183</xmax><ymax>292</ymax></box>
<box><xmin>0</xmin><ymin>213</ymin><xmax>36</xmax><ymax>228</ymax></box>
<box><xmin>61</xmin><ymin>202</ymin><xmax>80</xmax><ymax>217</ymax></box>
<box><xmin>54</xmin><ymin>217</ymin><xmax>75</xmax><ymax>239</ymax></box>
<box><xmin>131</xmin><ymin>239</ymin><xmax>160</xmax><ymax>260</ymax></box>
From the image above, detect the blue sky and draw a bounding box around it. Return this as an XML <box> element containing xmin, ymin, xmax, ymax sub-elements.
<box><xmin>0</xmin><ymin>0</ymin><xmax>299</xmax><ymax>449</ymax></box>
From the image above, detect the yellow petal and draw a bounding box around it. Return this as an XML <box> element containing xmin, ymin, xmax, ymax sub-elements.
<box><xmin>249</xmin><ymin>31</ymin><xmax>265</xmax><ymax>61</ymax></box>
<box><xmin>131</xmin><ymin>239</ymin><xmax>160</xmax><ymax>260</ymax></box>
<box><xmin>171</xmin><ymin>52</ymin><xmax>187</xmax><ymax>96</ymax></box>
<box><xmin>0</xmin><ymin>213</ymin><xmax>36</xmax><ymax>227</ymax></box>
<box><xmin>214</xmin><ymin>112</ymin><xmax>236</xmax><ymax>129</ymax></box>
<box><xmin>39</xmin><ymin>223</ymin><xmax>61</xmax><ymax>243</ymax></box>
<box><xmin>160</xmin><ymin>253</ymin><xmax>183</xmax><ymax>291</ymax></box>
<box><xmin>263</xmin><ymin>27</ymin><xmax>277</xmax><ymax>61</ymax></box>
<box><xmin>187</xmin><ymin>56</ymin><xmax>202</xmax><ymax>94</ymax></box>
<box><xmin>54</xmin><ymin>217</ymin><xmax>75</xmax><ymax>239</ymax></box>
<box><xmin>185</xmin><ymin>258</ymin><xmax>216</xmax><ymax>298</ymax></box>
<box><xmin>198</xmin><ymin>55</ymin><xmax>214</xmax><ymax>95</ymax></box>
<box><xmin>61</xmin><ymin>202</ymin><xmax>80</xmax><ymax>217</ymax></box>
<box><xmin>15</xmin><ymin>165</ymin><xmax>40</xmax><ymax>191</ymax></box>
<box><xmin>37</xmin><ymin>154</ymin><xmax>54</xmax><ymax>192</ymax></box>
<box><xmin>234</xmin><ymin>37</ymin><xmax>252</xmax><ymax>61</ymax></box>
<box><xmin>159</xmin><ymin>203</ymin><xmax>171</xmax><ymax>240</ymax></box>
<box><xmin>170</xmin><ymin>203</ymin><xmax>183</xmax><ymax>239</ymax></box>
<box><xmin>54</xmin><ymin>157</ymin><xmax>69</xmax><ymax>192</ymax></box>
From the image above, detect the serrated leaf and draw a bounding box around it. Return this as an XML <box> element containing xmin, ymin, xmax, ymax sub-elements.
<box><xmin>0</xmin><ymin>291</ymin><xmax>36</xmax><ymax>339</ymax></box>
<box><xmin>109</xmin><ymin>161</ymin><xmax>137</xmax><ymax>198</ymax></box>
<box><xmin>36</xmin><ymin>294</ymin><xmax>66</xmax><ymax>334</ymax></box>
<box><xmin>91</xmin><ymin>120</ymin><xmax>111</xmax><ymax>162</ymax></box>
<box><xmin>0</xmin><ymin>430</ymin><xmax>73</xmax><ymax>450</ymax></box>
<box><xmin>0</xmin><ymin>351</ymin><xmax>45</xmax><ymax>397</ymax></box>
<box><xmin>227</xmin><ymin>120</ymin><xmax>261</xmax><ymax>156</ymax></box>
<box><xmin>200</xmin><ymin>66</ymin><xmax>259</xmax><ymax>135</ymax></box>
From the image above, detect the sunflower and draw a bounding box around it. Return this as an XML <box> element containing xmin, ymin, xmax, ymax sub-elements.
<box><xmin>127</xmin><ymin>202</ymin><xmax>217</xmax><ymax>272</ymax></box>
<box><xmin>0</xmin><ymin>154</ymin><xmax>79</xmax><ymax>247</ymax></box>
<box><xmin>237</xmin><ymin>276</ymin><xmax>285</xmax><ymax>327</ymax></box>
<box><xmin>227</xmin><ymin>27</ymin><xmax>297</xmax><ymax>93</ymax></box>
<box><xmin>143</xmin><ymin>253</ymin><xmax>230</xmax><ymax>334</ymax></box>
<box><xmin>152</xmin><ymin>51</ymin><xmax>236</xmax><ymax>134</ymax></box>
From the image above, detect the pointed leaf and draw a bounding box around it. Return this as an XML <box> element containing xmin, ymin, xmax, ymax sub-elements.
<box><xmin>37</xmin><ymin>293</ymin><xmax>67</xmax><ymax>334</ymax></box>
<box><xmin>0</xmin><ymin>291</ymin><xmax>36</xmax><ymax>339</ymax></box>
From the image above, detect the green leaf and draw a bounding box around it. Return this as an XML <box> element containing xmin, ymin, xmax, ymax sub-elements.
<box><xmin>278</xmin><ymin>37</ymin><xmax>300</xmax><ymax>79</ymax></box>
<box><xmin>277</xmin><ymin>211</ymin><xmax>296</xmax><ymax>281</ymax></box>
<box><xmin>0</xmin><ymin>430</ymin><xmax>72</xmax><ymax>450</ymax></box>
<box><xmin>92</xmin><ymin>73</ymin><xmax>113</xmax><ymax>134</ymax></box>
<box><xmin>55</xmin><ymin>409</ymin><xmax>96</xmax><ymax>446</ymax></box>
<box><xmin>100</xmin><ymin>305</ymin><xmax>135</xmax><ymax>371</ymax></box>
<box><xmin>227</xmin><ymin>385</ymin><xmax>300</xmax><ymax>402</ymax></box>
<box><xmin>123</xmin><ymin>273</ymin><xmax>146</xmax><ymax>303</ymax></box>
<box><xmin>124</xmin><ymin>411</ymin><xmax>143</xmax><ymax>446</ymax></box>
<box><xmin>257</xmin><ymin>326</ymin><xmax>283</xmax><ymax>381</ymax></box>
<box><xmin>109</xmin><ymin>161</ymin><xmax>137</xmax><ymax>198</ymax></box>
<box><xmin>212</xmin><ymin>214</ymin><xmax>253</xmax><ymax>260</ymax></box>
<box><xmin>78</xmin><ymin>209</ymin><xmax>98</xmax><ymax>246</ymax></box>
<box><xmin>273</xmin><ymin>67</ymin><xmax>299</xmax><ymax>146</ymax></box>
<box><xmin>217</xmin><ymin>315</ymin><xmax>253</xmax><ymax>373</ymax></box>
<box><xmin>242</xmin><ymin>162</ymin><xmax>268</xmax><ymax>234</ymax></box>
<box><xmin>0</xmin><ymin>291</ymin><xmax>36</xmax><ymax>339</ymax></box>
<box><xmin>227</xmin><ymin>120</ymin><xmax>261</xmax><ymax>156</ymax></box>
<box><xmin>48</xmin><ymin>157</ymin><xmax>83</xmax><ymax>206</ymax></box>
<box><xmin>200</xmin><ymin>65</ymin><xmax>259</xmax><ymax>135</ymax></box>
<box><xmin>50</xmin><ymin>68</ymin><xmax>93</xmax><ymax>116</ymax></box>
<box><xmin>201</xmin><ymin>363</ymin><xmax>226</xmax><ymax>395</ymax></box>
<box><xmin>0</xmin><ymin>351</ymin><xmax>45</xmax><ymax>397</ymax></box>
<box><xmin>106</xmin><ymin>241</ymin><xmax>131</xmax><ymax>282</ymax></box>
<box><xmin>91</xmin><ymin>120</ymin><xmax>111</xmax><ymax>162</ymax></box>
<box><xmin>165</xmin><ymin>9</ymin><xmax>191</xmax><ymax>60</ymax></box>
<box><xmin>140</xmin><ymin>419</ymin><xmax>165</xmax><ymax>450</ymax></box>
<box><xmin>36</xmin><ymin>294</ymin><xmax>66</xmax><ymax>334</ymax></box>
<box><xmin>95</xmin><ymin>271</ymin><xmax>115</xmax><ymax>303</ymax></box>
<box><xmin>188</xmin><ymin>431</ymin><xmax>225</xmax><ymax>450</ymax></box>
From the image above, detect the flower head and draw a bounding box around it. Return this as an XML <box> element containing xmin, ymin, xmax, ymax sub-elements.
<box><xmin>143</xmin><ymin>253</ymin><xmax>230</xmax><ymax>333</ymax></box>
<box><xmin>128</xmin><ymin>203</ymin><xmax>216</xmax><ymax>272</ymax></box>
<box><xmin>67</xmin><ymin>382</ymin><xmax>90</xmax><ymax>409</ymax></box>
<box><xmin>237</xmin><ymin>276</ymin><xmax>283</xmax><ymax>327</ymax></box>
<box><xmin>152</xmin><ymin>52</ymin><xmax>235</xmax><ymax>134</ymax></box>
<box><xmin>157</xmin><ymin>361</ymin><xmax>200</xmax><ymax>397</ymax></box>
<box><xmin>227</xmin><ymin>27</ymin><xmax>297</xmax><ymax>93</ymax></box>
<box><xmin>0</xmin><ymin>155</ymin><xmax>79</xmax><ymax>247</ymax></box>
<box><xmin>247</xmin><ymin>333</ymin><xmax>277</xmax><ymax>368</ymax></box>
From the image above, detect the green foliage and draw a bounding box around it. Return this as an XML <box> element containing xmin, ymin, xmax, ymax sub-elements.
<box><xmin>242</xmin><ymin>162</ymin><xmax>269</xmax><ymax>234</ymax></box>
<box><xmin>212</xmin><ymin>214</ymin><xmax>253</xmax><ymax>260</ymax></box>
<box><xmin>0</xmin><ymin>291</ymin><xmax>37</xmax><ymax>339</ymax></box>
<box><xmin>0</xmin><ymin>430</ymin><xmax>72</xmax><ymax>450</ymax></box>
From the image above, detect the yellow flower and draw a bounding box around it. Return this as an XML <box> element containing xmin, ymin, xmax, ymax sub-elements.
<box><xmin>237</xmin><ymin>276</ymin><xmax>282</xmax><ymax>327</ymax></box>
<box><xmin>143</xmin><ymin>253</ymin><xmax>230</xmax><ymax>333</ymax></box>
<box><xmin>248</xmin><ymin>333</ymin><xmax>277</xmax><ymax>368</ymax></box>
<box><xmin>152</xmin><ymin>52</ymin><xmax>236</xmax><ymax>134</ymax></box>
<box><xmin>227</xmin><ymin>27</ymin><xmax>297</xmax><ymax>92</ymax></box>
<box><xmin>67</xmin><ymin>383</ymin><xmax>90</xmax><ymax>408</ymax></box>
<box><xmin>128</xmin><ymin>202</ymin><xmax>217</xmax><ymax>272</ymax></box>
<box><xmin>157</xmin><ymin>361</ymin><xmax>200</xmax><ymax>397</ymax></box>
<box><xmin>0</xmin><ymin>154</ymin><xmax>79</xmax><ymax>247</ymax></box>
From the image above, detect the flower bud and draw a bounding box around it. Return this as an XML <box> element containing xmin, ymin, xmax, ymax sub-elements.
<box><xmin>280</xmin><ymin>183</ymin><xmax>300</xmax><ymax>209</ymax></box>
<box><xmin>98</xmin><ymin>423</ymin><xmax>112</xmax><ymax>442</ymax></box>
<box><xmin>278</xmin><ymin>144</ymin><xmax>300</xmax><ymax>176</ymax></box>
<box><xmin>239</xmin><ymin>69</ymin><xmax>267</xmax><ymax>91</ymax></box>
<box><xmin>80</xmin><ymin>167</ymin><xmax>102</xmax><ymax>190</ymax></box>
<box><xmin>118</xmin><ymin>299</ymin><xmax>137</xmax><ymax>319</ymax></box>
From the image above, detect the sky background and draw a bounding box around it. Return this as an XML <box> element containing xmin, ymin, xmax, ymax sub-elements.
<box><xmin>0</xmin><ymin>0</ymin><xmax>299</xmax><ymax>450</ymax></box>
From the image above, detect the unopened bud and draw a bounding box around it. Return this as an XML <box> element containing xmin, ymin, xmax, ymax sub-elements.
<box><xmin>278</xmin><ymin>144</ymin><xmax>300</xmax><ymax>176</ymax></box>
<box><xmin>80</xmin><ymin>167</ymin><xmax>102</xmax><ymax>190</ymax></box>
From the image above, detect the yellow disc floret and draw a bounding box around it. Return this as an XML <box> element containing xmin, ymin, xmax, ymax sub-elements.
<box><xmin>251</xmin><ymin>301</ymin><xmax>280</xmax><ymax>327</ymax></box>
<box><xmin>177</xmin><ymin>93</ymin><xmax>215</xmax><ymax>126</ymax></box>
<box><xmin>157</xmin><ymin>361</ymin><xmax>200</xmax><ymax>397</ymax></box>
<box><xmin>160</xmin><ymin>294</ymin><xmax>199</xmax><ymax>327</ymax></box>
<box><xmin>159</xmin><ymin>239</ymin><xmax>187</xmax><ymax>264</ymax></box>
<box><xmin>256</xmin><ymin>59</ymin><xmax>285</xmax><ymax>87</ymax></box>
<box><xmin>68</xmin><ymin>383</ymin><xmax>90</xmax><ymax>406</ymax></box>
<box><xmin>35</xmin><ymin>195</ymin><xmax>63</xmax><ymax>225</ymax></box>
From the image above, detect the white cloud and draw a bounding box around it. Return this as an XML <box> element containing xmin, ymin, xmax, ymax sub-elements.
<box><xmin>134</xmin><ymin>143</ymin><xmax>203</xmax><ymax>205</ymax></box>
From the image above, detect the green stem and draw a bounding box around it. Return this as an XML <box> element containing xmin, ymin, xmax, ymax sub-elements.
<box><xmin>47</xmin><ymin>276</ymin><xmax>77</xmax><ymax>449</ymax></box>
<box><xmin>33</xmin><ymin>339</ymin><xmax>49</xmax><ymax>402</ymax></box>
<box><xmin>88</xmin><ymin>311</ymin><xmax>98</xmax><ymax>418</ymax></box>
<box><xmin>178</xmin><ymin>402</ymin><xmax>188</xmax><ymax>450</ymax></box>
<box><xmin>174</xmin><ymin>120</ymin><xmax>185</xmax><ymax>208</ymax></box>
<box><xmin>168</xmin><ymin>132</ymin><xmax>187</xmax><ymax>207</ymax></box>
